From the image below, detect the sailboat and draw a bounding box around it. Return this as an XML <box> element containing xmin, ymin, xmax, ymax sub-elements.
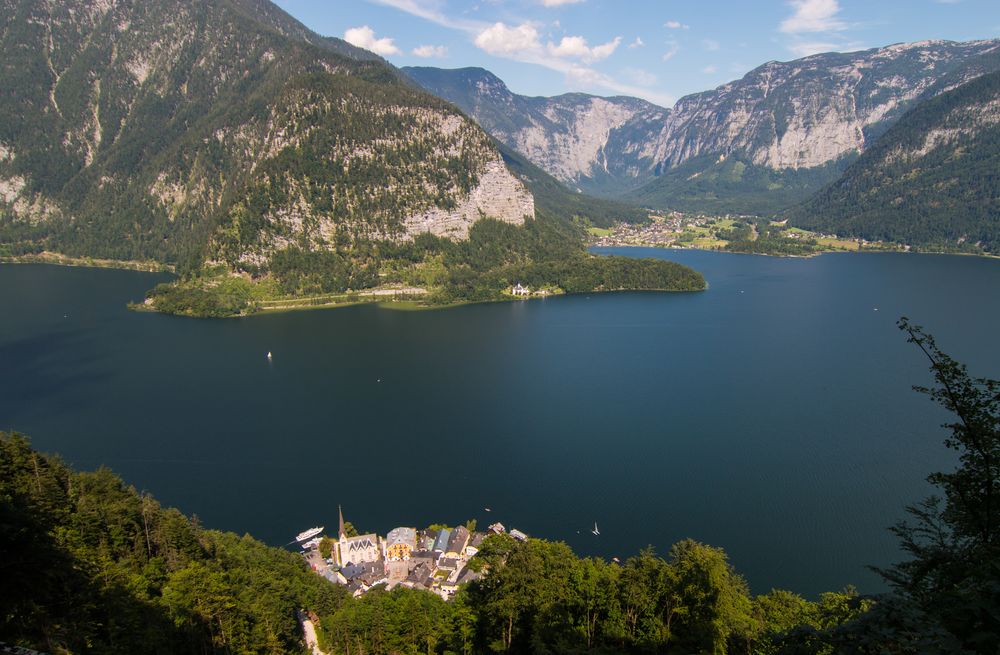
<box><xmin>592</xmin><ymin>522</ymin><xmax>600</xmax><ymax>536</ymax></box>
<box><xmin>267</xmin><ymin>351</ymin><xmax>272</xmax><ymax>360</ymax></box>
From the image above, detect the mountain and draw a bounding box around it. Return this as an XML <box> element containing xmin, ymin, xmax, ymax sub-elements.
<box><xmin>789</xmin><ymin>70</ymin><xmax>1000</xmax><ymax>254</ymax></box>
<box><xmin>0</xmin><ymin>0</ymin><xmax>534</xmax><ymax>272</ymax></box>
<box><xmin>403</xmin><ymin>66</ymin><xmax>668</xmax><ymax>197</ymax></box>
<box><xmin>406</xmin><ymin>40</ymin><xmax>1000</xmax><ymax>215</ymax></box>
<box><xmin>0</xmin><ymin>0</ymin><xmax>701</xmax><ymax>316</ymax></box>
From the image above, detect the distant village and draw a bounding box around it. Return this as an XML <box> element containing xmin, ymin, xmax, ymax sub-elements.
<box><xmin>298</xmin><ymin>508</ymin><xmax>529</xmax><ymax>600</ymax></box>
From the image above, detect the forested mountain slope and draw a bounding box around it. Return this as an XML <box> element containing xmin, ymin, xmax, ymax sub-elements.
<box><xmin>0</xmin><ymin>0</ymin><xmax>533</xmax><ymax>271</ymax></box>
<box><xmin>790</xmin><ymin>70</ymin><xmax>1000</xmax><ymax>253</ymax></box>
<box><xmin>407</xmin><ymin>40</ymin><xmax>1000</xmax><ymax>215</ymax></box>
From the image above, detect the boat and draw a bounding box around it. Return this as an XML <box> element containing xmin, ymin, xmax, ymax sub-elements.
<box><xmin>592</xmin><ymin>522</ymin><xmax>600</xmax><ymax>536</ymax></box>
<box><xmin>296</xmin><ymin>526</ymin><xmax>323</xmax><ymax>542</ymax></box>
<box><xmin>301</xmin><ymin>537</ymin><xmax>322</xmax><ymax>550</ymax></box>
<box><xmin>267</xmin><ymin>351</ymin><xmax>272</xmax><ymax>359</ymax></box>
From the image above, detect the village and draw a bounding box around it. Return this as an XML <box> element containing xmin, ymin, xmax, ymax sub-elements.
<box><xmin>589</xmin><ymin>211</ymin><xmax>884</xmax><ymax>254</ymax></box>
<box><xmin>298</xmin><ymin>508</ymin><xmax>530</xmax><ymax>600</ymax></box>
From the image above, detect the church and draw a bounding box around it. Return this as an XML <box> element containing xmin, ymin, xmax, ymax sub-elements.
<box><xmin>335</xmin><ymin>506</ymin><xmax>381</xmax><ymax>566</ymax></box>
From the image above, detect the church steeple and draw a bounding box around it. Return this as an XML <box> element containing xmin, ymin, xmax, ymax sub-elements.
<box><xmin>338</xmin><ymin>504</ymin><xmax>346</xmax><ymax>540</ymax></box>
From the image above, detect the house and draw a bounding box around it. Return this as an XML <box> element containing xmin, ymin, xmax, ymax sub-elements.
<box><xmin>386</xmin><ymin>527</ymin><xmax>417</xmax><ymax>561</ymax></box>
<box><xmin>487</xmin><ymin>522</ymin><xmax>506</xmax><ymax>535</ymax></box>
<box><xmin>432</xmin><ymin>528</ymin><xmax>451</xmax><ymax>553</ymax></box>
<box><xmin>456</xmin><ymin>567</ymin><xmax>482</xmax><ymax>586</ymax></box>
<box><xmin>509</xmin><ymin>529</ymin><xmax>528</xmax><ymax>542</ymax></box>
<box><xmin>417</xmin><ymin>530</ymin><xmax>437</xmax><ymax>551</ymax></box>
<box><xmin>512</xmin><ymin>283</ymin><xmax>530</xmax><ymax>296</ymax></box>
<box><xmin>445</xmin><ymin>525</ymin><xmax>470</xmax><ymax>558</ymax></box>
<box><xmin>403</xmin><ymin>562</ymin><xmax>434</xmax><ymax>590</ymax></box>
<box><xmin>437</xmin><ymin>557</ymin><xmax>459</xmax><ymax>571</ymax></box>
<box><xmin>409</xmin><ymin>550</ymin><xmax>436</xmax><ymax>569</ymax></box>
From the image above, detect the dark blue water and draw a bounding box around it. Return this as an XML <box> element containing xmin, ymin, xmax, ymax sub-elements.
<box><xmin>2</xmin><ymin>250</ymin><xmax>999</xmax><ymax>598</ymax></box>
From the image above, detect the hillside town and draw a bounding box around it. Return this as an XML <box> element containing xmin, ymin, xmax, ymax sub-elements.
<box><xmin>299</xmin><ymin>508</ymin><xmax>529</xmax><ymax>600</ymax></box>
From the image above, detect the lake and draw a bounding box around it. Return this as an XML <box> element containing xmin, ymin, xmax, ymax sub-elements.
<box><xmin>2</xmin><ymin>248</ymin><xmax>999</xmax><ymax>598</ymax></box>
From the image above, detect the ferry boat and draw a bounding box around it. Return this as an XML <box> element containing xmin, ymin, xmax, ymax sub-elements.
<box><xmin>301</xmin><ymin>537</ymin><xmax>322</xmax><ymax>550</ymax></box>
<box><xmin>296</xmin><ymin>526</ymin><xmax>324</xmax><ymax>542</ymax></box>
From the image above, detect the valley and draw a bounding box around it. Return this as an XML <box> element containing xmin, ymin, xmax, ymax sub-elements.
<box><xmin>2</xmin><ymin>0</ymin><xmax>1000</xmax><ymax>652</ymax></box>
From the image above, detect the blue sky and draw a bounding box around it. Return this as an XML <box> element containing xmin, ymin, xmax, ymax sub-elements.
<box><xmin>273</xmin><ymin>0</ymin><xmax>1000</xmax><ymax>107</ymax></box>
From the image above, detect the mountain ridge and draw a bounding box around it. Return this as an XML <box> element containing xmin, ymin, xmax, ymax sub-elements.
<box><xmin>405</xmin><ymin>38</ymin><xmax>1000</xmax><ymax>214</ymax></box>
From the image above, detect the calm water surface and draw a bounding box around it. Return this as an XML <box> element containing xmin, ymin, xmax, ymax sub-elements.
<box><xmin>3</xmin><ymin>249</ymin><xmax>1000</xmax><ymax>598</ymax></box>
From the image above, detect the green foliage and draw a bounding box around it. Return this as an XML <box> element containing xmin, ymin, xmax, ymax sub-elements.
<box><xmin>498</xmin><ymin>143</ymin><xmax>648</xmax><ymax>228</ymax></box>
<box><xmin>0</xmin><ymin>432</ymin><xmax>346</xmax><ymax>654</ymax></box>
<box><xmin>774</xmin><ymin>322</ymin><xmax>1000</xmax><ymax>653</ymax></box>
<box><xmin>0</xmin><ymin>0</ymin><xmax>502</xmax><ymax>268</ymax></box>
<box><xmin>628</xmin><ymin>155</ymin><xmax>852</xmax><ymax>218</ymax></box>
<box><xmin>790</xmin><ymin>71</ymin><xmax>1000</xmax><ymax>254</ymax></box>
<box><xmin>146</xmin><ymin>275</ymin><xmax>262</xmax><ymax>318</ymax></box>
<box><xmin>320</xmin><ymin>587</ymin><xmax>455</xmax><ymax>655</ymax></box>
<box><xmin>724</xmin><ymin>221</ymin><xmax>819</xmax><ymax>256</ymax></box>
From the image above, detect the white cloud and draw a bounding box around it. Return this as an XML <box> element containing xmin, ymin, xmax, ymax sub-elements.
<box><xmin>702</xmin><ymin>39</ymin><xmax>720</xmax><ymax>51</ymax></box>
<box><xmin>548</xmin><ymin>35</ymin><xmax>622</xmax><ymax>63</ymax></box>
<box><xmin>780</xmin><ymin>0</ymin><xmax>846</xmax><ymax>34</ymax></box>
<box><xmin>664</xmin><ymin>20</ymin><xmax>689</xmax><ymax>30</ymax></box>
<box><xmin>369</xmin><ymin>0</ymin><xmax>484</xmax><ymax>32</ymax></box>
<box><xmin>629</xmin><ymin>36</ymin><xmax>645</xmax><ymax>49</ymax></box>
<box><xmin>370</xmin><ymin>6</ymin><xmax>675</xmax><ymax>106</ymax></box>
<box><xmin>540</xmin><ymin>0</ymin><xmax>584</xmax><ymax>5</ymax></box>
<box><xmin>702</xmin><ymin>65</ymin><xmax>718</xmax><ymax>74</ymax></box>
<box><xmin>475</xmin><ymin>22</ymin><xmax>543</xmax><ymax>56</ymax></box>
<box><xmin>344</xmin><ymin>25</ymin><xmax>401</xmax><ymax>56</ymax></box>
<box><xmin>662</xmin><ymin>42</ymin><xmax>680</xmax><ymax>61</ymax></box>
<box><xmin>412</xmin><ymin>44</ymin><xmax>448</xmax><ymax>58</ymax></box>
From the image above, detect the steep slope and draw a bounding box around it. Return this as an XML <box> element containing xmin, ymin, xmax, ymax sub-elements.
<box><xmin>403</xmin><ymin>67</ymin><xmax>669</xmax><ymax>196</ymax></box>
<box><xmin>407</xmin><ymin>40</ymin><xmax>1000</xmax><ymax>215</ymax></box>
<box><xmin>789</xmin><ymin>70</ymin><xmax>1000</xmax><ymax>253</ymax></box>
<box><xmin>0</xmin><ymin>0</ymin><xmax>532</xmax><ymax>271</ymax></box>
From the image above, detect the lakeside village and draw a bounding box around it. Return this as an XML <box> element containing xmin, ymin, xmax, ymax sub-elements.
<box><xmin>294</xmin><ymin>508</ymin><xmax>531</xmax><ymax>601</ymax></box>
<box><xmin>589</xmin><ymin>211</ymin><xmax>891</xmax><ymax>252</ymax></box>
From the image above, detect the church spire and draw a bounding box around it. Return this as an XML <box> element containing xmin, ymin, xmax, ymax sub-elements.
<box><xmin>338</xmin><ymin>504</ymin><xmax>346</xmax><ymax>540</ymax></box>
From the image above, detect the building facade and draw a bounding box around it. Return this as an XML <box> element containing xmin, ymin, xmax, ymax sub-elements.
<box><xmin>386</xmin><ymin>527</ymin><xmax>417</xmax><ymax>561</ymax></box>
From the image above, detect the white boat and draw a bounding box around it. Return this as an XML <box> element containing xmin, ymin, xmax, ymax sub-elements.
<box><xmin>267</xmin><ymin>351</ymin><xmax>273</xmax><ymax>359</ymax></box>
<box><xmin>296</xmin><ymin>526</ymin><xmax>323</xmax><ymax>542</ymax></box>
<box><xmin>592</xmin><ymin>522</ymin><xmax>600</xmax><ymax>536</ymax></box>
<box><xmin>301</xmin><ymin>537</ymin><xmax>322</xmax><ymax>550</ymax></box>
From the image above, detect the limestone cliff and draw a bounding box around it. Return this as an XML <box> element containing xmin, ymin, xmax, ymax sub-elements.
<box><xmin>0</xmin><ymin>0</ymin><xmax>534</xmax><ymax>270</ymax></box>
<box><xmin>405</xmin><ymin>40</ymin><xmax>1000</xmax><ymax>213</ymax></box>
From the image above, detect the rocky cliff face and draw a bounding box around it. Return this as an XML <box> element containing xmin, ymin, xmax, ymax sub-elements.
<box><xmin>407</xmin><ymin>40</ymin><xmax>1000</xmax><ymax>213</ymax></box>
<box><xmin>404</xmin><ymin>67</ymin><xmax>667</xmax><ymax>196</ymax></box>
<box><xmin>0</xmin><ymin>0</ymin><xmax>532</xmax><ymax>269</ymax></box>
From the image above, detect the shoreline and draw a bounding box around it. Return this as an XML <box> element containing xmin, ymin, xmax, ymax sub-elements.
<box><xmin>591</xmin><ymin>243</ymin><xmax>1000</xmax><ymax>260</ymax></box>
<box><xmin>0</xmin><ymin>251</ymin><xmax>175</xmax><ymax>273</ymax></box>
